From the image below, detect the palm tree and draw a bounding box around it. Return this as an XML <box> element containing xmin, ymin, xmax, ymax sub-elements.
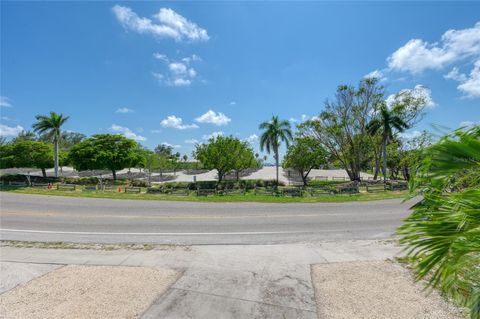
<box><xmin>398</xmin><ymin>126</ymin><xmax>480</xmax><ymax>318</ymax></box>
<box><xmin>32</xmin><ymin>112</ymin><xmax>69</xmax><ymax>177</ymax></box>
<box><xmin>367</xmin><ymin>104</ymin><xmax>408</xmax><ymax>181</ymax></box>
<box><xmin>259</xmin><ymin>116</ymin><xmax>292</xmax><ymax>186</ymax></box>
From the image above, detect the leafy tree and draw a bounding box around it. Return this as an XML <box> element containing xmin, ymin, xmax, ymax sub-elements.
<box><xmin>68</xmin><ymin>134</ymin><xmax>141</xmax><ymax>180</ymax></box>
<box><xmin>301</xmin><ymin>78</ymin><xmax>427</xmax><ymax>181</ymax></box>
<box><xmin>0</xmin><ymin>140</ymin><xmax>53</xmax><ymax>177</ymax></box>
<box><xmin>11</xmin><ymin>130</ymin><xmax>37</xmax><ymax>143</ymax></box>
<box><xmin>194</xmin><ymin>135</ymin><xmax>256</xmax><ymax>182</ymax></box>
<box><xmin>283</xmin><ymin>137</ymin><xmax>328</xmax><ymax>185</ymax></box>
<box><xmin>259</xmin><ymin>116</ymin><xmax>292</xmax><ymax>186</ymax></box>
<box><xmin>32</xmin><ymin>111</ymin><xmax>69</xmax><ymax>177</ymax></box>
<box><xmin>367</xmin><ymin>103</ymin><xmax>409</xmax><ymax>181</ymax></box>
<box><xmin>154</xmin><ymin>144</ymin><xmax>174</xmax><ymax>158</ymax></box>
<box><xmin>398</xmin><ymin>126</ymin><xmax>480</xmax><ymax>319</ymax></box>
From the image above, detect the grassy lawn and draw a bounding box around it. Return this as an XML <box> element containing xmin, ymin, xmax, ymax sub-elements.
<box><xmin>0</xmin><ymin>186</ymin><xmax>407</xmax><ymax>203</ymax></box>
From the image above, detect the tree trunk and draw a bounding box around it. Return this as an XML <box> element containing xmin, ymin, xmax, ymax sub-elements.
<box><xmin>373</xmin><ymin>159</ymin><xmax>380</xmax><ymax>180</ymax></box>
<box><xmin>382</xmin><ymin>138</ymin><xmax>387</xmax><ymax>182</ymax></box>
<box><xmin>54</xmin><ymin>136</ymin><xmax>59</xmax><ymax>177</ymax></box>
<box><xmin>218</xmin><ymin>171</ymin><xmax>223</xmax><ymax>182</ymax></box>
<box><xmin>301</xmin><ymin>170</ymin><xmax>307</xmax><ymax>186</ymax></box>
<box><xmin>275</xmin><ymin>148</ymin><xmax>279</xmax><ymax>187</ymax></box>
<box><xmin>112</xmin><ymin>170</ymin><xmax>117</xmax><ymax>181</ymax></box>
<box><xmin>236</xmin><ymin>170</ymin><xmax>239</xmax><ymax>181</ymax></box>
<box><xmin>41</xmin><ymin>168</ymin><xmax>47</xmax><ymax>178</ymax></box>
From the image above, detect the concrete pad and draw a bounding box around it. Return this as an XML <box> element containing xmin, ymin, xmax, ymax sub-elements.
<box><xmin>311</xmin><ymin>261</ymin><xmax>463</xmax><ymax>319</ymax></box>
<box><xmin>142</xmin><ymin>288</ymin><xmax>317</xmax><ymax>319</ymax></box>
<box><xmin>0</xmin><ymin>265</ymin><xmax>179</xmax><ymax>319</ymax></box>
<box><xmin>0</xmin><ymin>262</ymin><xmax>61</xmax><ymax>294</ymax></box>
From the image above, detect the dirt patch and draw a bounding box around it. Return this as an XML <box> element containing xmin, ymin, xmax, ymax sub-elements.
<box><xmin>311</xmin><ymin>261</ymin><xmax>464</xmax><ymax>319</ymax></box>
<box><xmin>0</xmin><ymin>265</ymin><xmax>179</xmax><ymax>319</ymax></box>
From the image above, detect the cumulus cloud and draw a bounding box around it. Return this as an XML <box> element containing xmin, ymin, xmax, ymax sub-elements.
<box><xmin>161</xmin><ymin>142</ymin><xmax>181</xmax><ymax>148</ymax></box>
<box><xmin>153</xmin><ymin>54</ymin><xmax>200</xmax><ymax>87</ymax></box>
<box><xmin>400</xmin><ymin>130</ymin><xmax>422</xmax><ymax>140</ymax></box>
<box><xmin>195</xmin><ymin>110</ymin><xmax>231</xmax><ymax>126</ymax></box>
<box><xmin>203</xmin><ymin>131</ymin><xmax>224</xmax><ymax>140</ymax></box>
<box><xmin>184</xmin><ymin>138</ymin><xmax>199</xmax><ymax>144</ymax></box>
<box><xmin>386</xmin><ymin>85</ymin><xmax>436</xmax><ymax>109</ymax></box>
<box><xmin>110</xmin><ymin>124</ymin><xmax>146</xmax><ymax>141</ymax></box>
<box><xmin>454</xmin><ymin>60</ymin><xmax>480</xmax><ymax>98</ymax></box>
<box><xmin>112</xmin><ymin>5</ymin><xmax>209</xmax><ymax>42</ymax></box>
<box><xmin>0</xmin><ymin>124</ymin><xmax>24</xmax><ymax>137</ymax></box>
<box><xmin>364</xmin><ymin>69</ymin><xmax>387</xmax><ymax>81</ymax></box>
<box><xmin>387</xmin><ymin>22</ymin><xmax>480</xmax><ymax>74</ymax></box>
<box><xmin>246</xmin><ymin>134</ymin><xmax>258</xmax><ymax>143</ymax></box>
<box><xmin>0</xmin><ymin>96</ymin><xmax>12</xmax><ymax>108</ymax></box>
<box><xmin>115</xmin><ymin>107</ymin><xmax>134</xmax><ymax>113</ymax></box>
<box><xmin>160</xmin><ymin>115</ymin><xmax>198</xmax><ymax>130</ymax></box>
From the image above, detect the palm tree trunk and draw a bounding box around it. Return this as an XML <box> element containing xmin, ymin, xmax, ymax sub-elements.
<box><xmin>54</xmin><ymin>136</ymin><xmax>59</xmax><ymax>177</ymax></box>
<box><xmin>275</xmin><ymin>149</ymin><xmax>279</xmax><ymax>187</ymax></box>
<box><xmin>382</xmin><ymin>138</ymin><xmax>387</xmax><ymax>182</ymax></box>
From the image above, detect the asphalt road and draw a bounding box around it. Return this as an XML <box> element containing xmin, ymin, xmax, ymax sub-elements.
<box><xmin>0</xmin><ymin>193</ymin><xmax>416</xmax><ymax>244</ymax></box>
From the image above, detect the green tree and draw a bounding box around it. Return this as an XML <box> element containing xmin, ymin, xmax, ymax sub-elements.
<box><xmin>194</xmin><ymin>135</ymin><xmax>255</xmax><ymax>182</ymax></box>
<box><xmin>367</xmin><ymin>103</ymin><xmax>409</xmax><ymax>181</ymax></box>
<box><xmin>0</xmin><ymin>140</ymin><xmax>53</xmax><ymax>178</ymax></box>
<box><xmin>259</xmin><ymin>116</ymin><xmax>292</xmax><ymax>186</ymax></box>
<box><xmin>283</xmin><ymin>137</ymin><xmax>328</xmax><ymax>185</ymax></box>
<box><xmin>68</xmin><ymin>134</ymin><xmax>141</xmax><ymax>180</ymax></box>
<box><xmin>32</xmin><ymin>112</ymin><xmax>69</xmax><ymax>177</ymax></box>
<box><xmin>398</xmin><ymin>126</ymin><xmax>480</xmax><ymax>319</ymax></box>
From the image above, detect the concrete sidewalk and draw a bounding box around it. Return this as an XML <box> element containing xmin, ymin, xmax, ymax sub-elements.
<box><xmin>1</xmin><ymin>240</ymin><xmax>400</xmax><ymax>318</ymax></box>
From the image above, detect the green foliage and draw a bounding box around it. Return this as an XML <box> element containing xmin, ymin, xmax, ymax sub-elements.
<box><xmin>259</xmin><ymin>116</ymin><xmax>293</xmax><ymax>185</ymax></box>
<box><xmin>0</xmin><ymin>140</ymin><xmax>53</xmax><ymax>171</ymax></box>
<box><xmin>194</xmin><ymin>135</ymin><xmax>256</xmax><ymax>181</ymax></box>
<box><xmin>68</xmin><ymin>134</ymin><xmax>142</xmax><ymax>180</ymax></box>
<box><xmin>398</xmin><ymin>126</ymin><xmax>480</xmax><ymax>318</ymax></box>
<box><xmin>283</xmin><ymin>137</ymin><xmax>328</xmax><ymax>185</ymax></box>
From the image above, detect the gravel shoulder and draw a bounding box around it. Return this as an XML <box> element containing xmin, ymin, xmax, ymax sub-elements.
<box><xmin>311</xmin><ymin>260</ymin><xmax>464</xmax><ymax>319</ymax></box>
<box><xmin>0</xmin><ymin>265</ymin><xmax>179</xmax><ymax>319</ymax></box>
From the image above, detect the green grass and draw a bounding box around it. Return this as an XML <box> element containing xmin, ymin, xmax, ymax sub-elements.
<box><xmin>0</xmin><ymin>185</ymin><xmax>407</xmax><ymax>203</ymax></box>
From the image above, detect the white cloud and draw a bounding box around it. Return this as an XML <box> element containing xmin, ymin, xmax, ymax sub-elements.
<box><xmin>386</xmin><ymin>85</ymin><xmax>436</xmax><ymax>109</ymax></box>
<box><xmin>457</xmin><ymin>60</ymin><xmax>480</xmax><ymax>98</ymax></box>
<box><xmin>160</xmin><ymin>115</ymin><xmax>198</xmax><ymax>130</ymax></box>
<box><xmin>400</xmin><ymin>130</ymin><xmax>422</xmax><ymax>140</ymax></box>
<box><xmin>387</xmin><ymin>22</ymin><xmax>480</xmax><ymax>74</ymax></box>
<box><xmin>0</xmin><ymin>96</ymin><xmax>12</xmax><ymax>108</ymax></box>
<box><xmin>115</xmin><ymin>107</ymin><xmax>134</xmax><ymax>114</ymax></box>
<box><xmin>112</xmin><ymin>5</ymin><xmax>209</xmax><ymax>42</ymax></box>
<box><xmin>150</xmin><ymin>129</ymin><xmax>162</xmax><ymax>134</ymax></box>
<box><xmin>153</xmin><ymin>52</ymin><xmax>169</xmax><ymax>62</ymax></box>
<box><xmin>184</xmin><ymin>138</ymin><xmax>199</xmax><ymax>144</ymax></box>
<box><xmin>161</xmin><ymin>142</ymin><xmax>181</xmax><ymax>148</ymax></box>
<box><xmin>153</xmin><ymin>54</ymin><xmax>200</xmax><ymax>87</ymax></box>
<box><xmin>203</xmin><ymin>131</ymin><xmax>224</xmax><ymax>140</ymax></box>
<box><xmin>246</xmin><ymin>134</ymin><xmax>258</xmax><ymax>143</ymax></box>
<box><xmin>195</xmin><ymin>110</ymin><xmax>231</xmax><ymax>126</ymax></box>
<box><xmin>229</xmin><ymin>101</ymin><xmax>236</xmax><ymax>106</ymax></box>
<box><xmin>444</xmin><ymin>67</ymin><xmax>467</xmax><ymax>82</ymax></box>
<box><xmin>364</xmin><ymin>69</ymin><xmax>387</xmax><ymax>81</ymax></box>
<box><xmin>0</xmin><ymin>124</ymin><xmax>24</xmax><ymax>137</ymax></box>
<box><xmin>110</xmin><ymin>124</ymin><xmax>146</xmax><ymax>141</ymax></box>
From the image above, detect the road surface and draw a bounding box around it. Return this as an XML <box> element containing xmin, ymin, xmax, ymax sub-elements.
<box><xmin>0</xmin><ymin>193</ymin><xmax>415</xmax><ymax>244</ymax></box>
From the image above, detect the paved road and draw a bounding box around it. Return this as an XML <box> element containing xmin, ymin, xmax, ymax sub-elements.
<box><xmin>0</xmin><ymin>193</ymin><xmax>416</xmax><ymax>244</ymax></box>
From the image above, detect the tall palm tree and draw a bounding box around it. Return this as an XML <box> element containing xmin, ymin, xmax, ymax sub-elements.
<box><xmin>259</xmin><ymin>116</ymin><xmax>292</xmax><ymax>186</ymax></box>
<box><xmin>367</xmin><ymin>104</ymin><xmax>408</xmax><ymax>181</ymax></box>
<box><xmin>32</xmin><ymin>112</ymin><xmax>69</xmax><ymax>177</ymax></box>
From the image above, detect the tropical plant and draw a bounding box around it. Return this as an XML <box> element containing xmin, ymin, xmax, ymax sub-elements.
<box><xmin>194</xmin><ymin>135</ymin><xmax>256</xmax><ymax>182</ymax></box>
<box><xmin>398</xmin><ymin>125</ymin><xmax>480</xmax><ymax>318</ymax></box>
<box><xmin>68</xmin><ymin>134</ymin><xmax>142</xmax><ymax>180</ymax></box>
<box><xmin>32</xmin><ymin>112</ymin><xmax>69</xmax><ymax>177</ymax></box>
<box><xmin>0</xmin><ymin>140</ymin><xmax>53</xmax><ymax>178</ymax></box>
<box><xmin>259</xmin><ymin>116</ymin><xmax>292</xmax><ymax>186</ymax></box>
<box><xmin>367</xmin><ymin>103</ymin><xmax>409</xmax><ymax>181</ymax></box>
<box><xmin>283</xmin><ymin>136</ymin><xmax>328</xmax><ymax>185</ymax></box>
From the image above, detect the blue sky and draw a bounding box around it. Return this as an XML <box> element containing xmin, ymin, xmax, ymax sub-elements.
<box><xmin>1</xmin><ymin>1</ymin><xmax>479</xmax><ymax>159</ymax></box>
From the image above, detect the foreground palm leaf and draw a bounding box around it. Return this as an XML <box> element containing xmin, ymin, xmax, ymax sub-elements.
<box><xmin>398</xmin><ymin>125</ymin><xmax>480</xmax><ymax>318</ymax></box>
